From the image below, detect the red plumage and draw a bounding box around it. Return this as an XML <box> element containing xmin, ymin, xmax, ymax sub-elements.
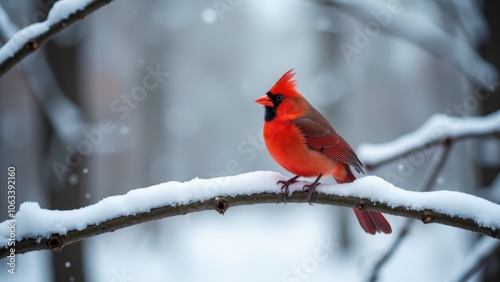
<box><xmin>255</xmin><ymin>69</ymin><xmax>391</xmax><ymax>235</ymax></box>
<box><xmin>269</xmin><ymin>69</ymin><xmax>297</xmax><ymax>94</ymax></box>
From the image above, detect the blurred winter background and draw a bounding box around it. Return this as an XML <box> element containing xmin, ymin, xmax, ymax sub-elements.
<box><xmin>1</xmin><ymin>0</ymin><xmax>500</xmax><ymax>281</ymax></box>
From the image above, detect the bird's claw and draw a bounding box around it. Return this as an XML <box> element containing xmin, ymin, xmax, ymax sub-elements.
<box><xmin>277</xmin><ymin>175</ymin><xmax>300</xmax><ymax>204</ymax></box>
<box><xmin>303</xmin><ymin>183</ymin><xmax>320</xmax><ymax>205</ymax></box>
<box><xmin>302</xmin><ymin>174</ymin><xmax>323</xmax><ymax>205</ymax></box>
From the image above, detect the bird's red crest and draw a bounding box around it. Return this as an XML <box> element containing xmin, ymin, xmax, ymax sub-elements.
<box><xmin>270</xmin><ymin>69</ymin><xmax>297</xmax><ymax>94</ymax></box>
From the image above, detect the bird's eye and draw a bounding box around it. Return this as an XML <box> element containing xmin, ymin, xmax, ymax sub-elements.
<box><xmin>275</xmin><ymin>94</ymin><xmax>284</xmax><ymax>101</ymax></box>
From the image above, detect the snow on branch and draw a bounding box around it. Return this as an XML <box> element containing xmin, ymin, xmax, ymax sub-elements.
<box><xmin>322</xmin><ymin>0</ymin><xmax>498</xmax><ymax>88</ymax></box>
<box><xmin>1</xmin><ymin>171</ymin><xmax>500</xmax><ymax>257</ymax></box>
<box><xmin>0</xmin><ymin>4</ymin><xmax>85</xmax><ymax>145</ymax></box>
<box><xmin>0</xmin><ymin>0</ymin><xmax>114</xmax><ymax>77</ymax></box>
<box><xmin>358</xmin><ymin>110</ymin><xmax>500</xmax><ymax>169</ymax></box>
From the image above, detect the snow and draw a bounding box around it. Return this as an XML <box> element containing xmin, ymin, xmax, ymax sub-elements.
<box><xmin>119</xmin><ymin>125</ymin><xmax>130</xmax><ymax>135</ymax></box>
<box><xmin>201</xmin><ymin>8</ymin><xmax>217</xmax><ymax>24</ymax></box>
<box><xmin>46</xmin><ymin>0</ymin><xmax>95</xmax><ymax>24</ymax></box>
<box><xmin>0</xmin><ymin>0</ymin><xmax>95</xmax><ymax>64</ymax></box>
<box><xmin>358</xmin><ymin>110</ymin><xmax>500</xmax><ymax>165</ymax></box>
<box><xmin>0</xmin><ymin>22</ymin><xmax>48</xmax><ymax>60</ymax></box>
<box><xmin>67</xmin><ymin>173</ymin><xmax>79</xmax><ymax>186</ymax></box>
<box><xmin>331</xmin><ymin>0</ymin><xmax>497</xmax><ymax>87</ymax></box>
<box><xmin>0</xmin><ymin>2</ymin><xmax>89</xmax><ymax>146</ymax></box>
<box><xmin>1</xmin><ymin>171</ymin><xmax>499</xmax><ymax>247</ymax></box>
<box><xmin>318</xmin><ymin>176</ymin><xmax>500</xmax><ymax>229</ymax></box>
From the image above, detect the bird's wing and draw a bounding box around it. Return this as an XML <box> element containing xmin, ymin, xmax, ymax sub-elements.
<box><xmin>294</xmin><ymin>108</ymin><xmax>364</xmax><ymax>174</ymax></box>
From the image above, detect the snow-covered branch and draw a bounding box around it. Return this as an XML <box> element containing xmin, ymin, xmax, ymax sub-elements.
<box><xmin>0</xmin><ymin>4</ymin><xmax>85</xmax><ymax>146</ymax></box>
<box><xmin>0</xmin><ymin>0</ymin><xmax>114</xmax><ymax>77</ymax></box>
<box><xmin>1</xmin><ymin>171</ymin><xmax>500</xmax><ymax>257</ymax></box>
<box><xmin>320</xmin><ymin>0</ymin><xmax>498</xmax><ymax>88</ymax></box>
<box><xmin>358</xmin><ymin>110</ymin><xmax>500</xmax><ymax>169</ymax></box>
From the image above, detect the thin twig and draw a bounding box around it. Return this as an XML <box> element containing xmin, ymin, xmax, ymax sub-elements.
<box><xmin>368</xmin><ymin>141</ymin><xmax>453</xmax><ymax>282</ymax></box>
<box><xmin>456</xmin><ymin>238</ymin><xmax>500</xmax><ymax>282</ymax></box>
<box><xmin>416</xmin><ymin>139</ymin><xmax>454</xmax><ymax>193</ymax></box>
<box><xmin>0</xmin><ymin>0</ymin><xmax>114</xmax><ymax>77</ymax></box>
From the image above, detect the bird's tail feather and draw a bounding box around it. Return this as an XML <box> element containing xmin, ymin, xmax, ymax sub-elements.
<box><xmin>353</xmin><ymin>209</ymin><xmax>392</xmax><ymax>234</ymax></box>
<box><xmin>334</xmin><ymin>167</ymin><xmax>392</xmax><ymax>235</ymax></box>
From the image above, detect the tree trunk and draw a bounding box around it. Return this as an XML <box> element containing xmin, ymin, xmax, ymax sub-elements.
<box><xmin>479</xmin><ymin>1</ymin><xmax>500</xmax><ymax>281</ymax></box>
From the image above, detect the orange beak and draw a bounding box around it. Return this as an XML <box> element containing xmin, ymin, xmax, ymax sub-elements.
<box><xmin>255</xmin><ymin>95</ymin><xmax>274</xmax><ymax>107</ymax></box>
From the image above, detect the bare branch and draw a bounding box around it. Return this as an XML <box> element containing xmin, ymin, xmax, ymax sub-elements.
<box><xmin>0</xmin><ymin>0</ymin><xmax>114</xmax><ymax>77</ymax></box>
<box><xmin>1</xmin><ymin>173</ymin><xmax>499</xmax><ymax>258</ymax></box>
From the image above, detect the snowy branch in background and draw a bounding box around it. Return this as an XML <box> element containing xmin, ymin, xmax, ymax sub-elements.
<box><xmin>321</xmin><ymin>0</ymin><xmax>498</xmax><ymax>88</ymax></box>
<box><xmin>0</xmin><ymin>4</ymin><xmax>85</xmax><ymax>146</ymax></box>
<box><xmin>452</xmin><ymin>236</ymin><xmax>500</xmax><ymax>282</ymax></box>
<box><xmin>358</xmin><ymin>110</ymin><xmax>500</xmax><ymax>169</ymax></box>
<box><xmin>0</xmin><ymin>0</ymin><xmax>114</xmax><ymax>77</ymax></box>
<box><xmin>368</xmin><ymin>144</ymin><xmax>453</xmax><ymax>282</ymax></box>
<box><xmin>1</xmin><ymin>171</ymin><xmax>500</xmax><ymax>257</ymax></box>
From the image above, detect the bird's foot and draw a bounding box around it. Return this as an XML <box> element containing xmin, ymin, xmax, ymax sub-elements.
<box><xmin>303</xmin><ymin>174</ymin><xmax>323</xmax><ymax>205</ymax></box>
<box><xmin>277</xmin><ymin>175</ymin><xmax>300</xmax><ymax>204</ymax></box>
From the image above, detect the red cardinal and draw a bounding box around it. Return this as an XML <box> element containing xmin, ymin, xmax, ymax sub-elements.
<box><xmin>255</xmin><ymin>69</ymin><xmax>391</xmax><ymax>234</ymax></box>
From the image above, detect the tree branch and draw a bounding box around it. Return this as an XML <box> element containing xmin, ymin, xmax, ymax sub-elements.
<box><xmin>0</xmin><ymin>0</ymin><xmax>114</xmax><ymax>77</ymax></box>
<box><xmin>368</xmin><ymin>142</ymin><xmax>453</xmax><ymax>282</ymax></box>
<box><xmin>455</xmin><ymin>237</ymin><xmax>500</xmax><ymax>282</ymax></box>
<box><xmin>358</xmin><ymin>110</ymin><xmax>500</xmax><ymax>170</ymax></box>
<box><xmin>1</xmin><ymin>172</ymin><xmax>499</xmax><ymax>258</ymax></box>
<box><xmin>313</xmin><ymin>0</ymin><xmax>498</xmax><ymax>88</ymax></box>
<box><xmin>0</xmin><ymin>4</ymin><xmax>85</xmax><ymax>146</ymax></box>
